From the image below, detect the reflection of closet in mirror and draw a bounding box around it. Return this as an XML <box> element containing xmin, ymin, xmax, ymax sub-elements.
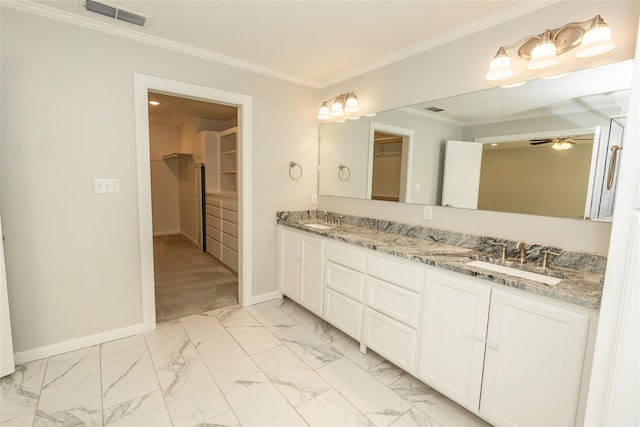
<box><xmin>367</xmin><ymin>123</ymin><xmax>413</xmax><ymax>203</ymax></box>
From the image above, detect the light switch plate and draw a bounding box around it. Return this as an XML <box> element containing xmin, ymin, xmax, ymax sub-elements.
<box><xmin>311</xmin><ymin>194</ymin><xmax>318</xmax><ymax>205</ymax></box>
<box><xmin>95</xmin><ymin>178</ymin><xmax>120</xmax><ymax>194</ymax></box>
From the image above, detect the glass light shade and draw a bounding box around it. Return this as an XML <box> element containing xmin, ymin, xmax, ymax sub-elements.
<box><xmin>527</xmin><ymin>41</ymin><xmax>558</xmax><ymax>70</ymax></box>
<box><xmin>330</xmin><ymin>100</ymin><xmax>344</xmax><ymax>116</ymax></box>
<box><xmin>577</xmin><ymin>25</ymin><xmax>615</xmax><ymax>58</ymax></box>
<box><xmin>551</xmin><ymin>141</ymin><xmax>573</xmax><ymax>151</ymax></box>
<box><xmin>344</xmin><ymin>93</ymin><xmax>358</xmax><ymax>113</ymax></box>
<box><xmin>485</xmin><ymin>50</ymin><xmax>513</xmax><ymax>81</ymax></box>
<box><xmin>317</xmin><ymin>103</ymin><xmax>330</xmax><ymax>120</ymax></box>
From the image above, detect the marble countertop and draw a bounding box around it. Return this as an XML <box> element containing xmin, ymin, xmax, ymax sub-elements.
<box><xmin>278</xmin><ymin>218</ymin><xmax>604</xmax><ymax>310</ymax></box>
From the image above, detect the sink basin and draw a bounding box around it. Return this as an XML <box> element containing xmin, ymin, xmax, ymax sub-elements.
<box><xmin>304</xmin><ymin>223</ymin><xmax>334</xmax><ymax>230</ymax></box>
<box><xmin>466</xmin><ymin>260</ymin><xmax>561</xmax><ymax>286</ymax></box>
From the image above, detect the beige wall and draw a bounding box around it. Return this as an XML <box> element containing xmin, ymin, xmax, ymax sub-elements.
<box><xmin>319</xmin><ymin>0</ymin><xmax>640</xmax><ymax>254</ymax></box>
<box><xmin>478</xmin><ymin>143</ymin><xmax>593</xmax><ymax>218</ymax></box>
<box><xmin>150</xmin><ymin>124</ymin><xmax>180</xmax><ymax>235</ymax></box>
<box><xmin>0</xmin><ymin>8</ymin><xmax>319</xmax><ymax>354</ymax></box>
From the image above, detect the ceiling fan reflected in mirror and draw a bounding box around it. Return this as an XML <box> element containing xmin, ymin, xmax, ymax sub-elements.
<box><xmin>529</xmin><ymin>135</ymin><xmax>593</xmax><ymax>151</ymax></box>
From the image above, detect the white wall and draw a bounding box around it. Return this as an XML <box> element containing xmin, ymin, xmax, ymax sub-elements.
<box><xmin>0</xmin><ymin>8</ymin><xmax>318</xmax><ymax>355</ymax></box>
<box><xmin>319</xmin><ymin>0</ymin><xmax>640</xmax><ymax>254</ymax></box>
<box><xmin>149</xmin><ymin>124</ymin><xmax>180</xmax><ymax>235</ymax></box>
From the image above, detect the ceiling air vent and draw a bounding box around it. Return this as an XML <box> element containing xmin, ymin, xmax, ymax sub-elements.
<box><xmin>425</xmin><ymin>106</ymin><xmax>445</xmax><ymax>113</ymax></box>
<box><xmin>85</xmin><ymin>0</ymin><xmax>146</xmax><ymax>26</ymax></box>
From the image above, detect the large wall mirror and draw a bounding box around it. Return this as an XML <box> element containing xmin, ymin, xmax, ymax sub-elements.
<box><xmin>318</xmin><ymin>60</ymin><xmax>633</xmax><ymax>220</ymax></box>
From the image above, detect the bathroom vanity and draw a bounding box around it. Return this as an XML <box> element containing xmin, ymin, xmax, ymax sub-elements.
<box><xmin>277</xmin><ymin>211</ymin><xmax>603</xmax><ymax>427</ymax></box>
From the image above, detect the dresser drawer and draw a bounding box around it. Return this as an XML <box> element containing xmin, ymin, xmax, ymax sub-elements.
<box><xmin>206</xmin><ymin>239</ymin><xmax>222</xmax><ymax>259</ymax></box>
<box><xmin>206</xmin><ymin>215</ymin><xmax>222</xmax><ymax>231</ymax></box>
<box><xmin>324</xmin><ymin>289</ymin><xmax>362</xmax><ymax>341</ymax></box>
<box><xmin>222</xmin><ymin>220</ymin><xmax>238</xmax><ymax>237</ymax></box>
<box><xmin>223</xmin><ymin>246</ymin><xmax>238</xmax><ymax>271</ymax></box>
<box><xmin>367</xmin><ymin>254</ymin><xmax>422</xmax><ymax>292</ymax></box>
<box><xmin>325</xmin><ymin>243</ymin><xmax>365</xmax><ymax>272</ymax></box>
<box><xmin>206</xmin><ymin>206</ymin><xmax>222</xmax><ymax>219</ymax></box>
<box><xmin>364</xmin><ymin>308</ymin><xmax>417</xmax><ymax>373</ymax></box>
<box><xmin>222</xmin><ymin>209</ymin><xmax>238</xmax><ymax>224</ymax></box>
<box><xmin>222</xmin><ymin>233</ymin><xmax>238</xmax><ymax>251</ymax></box>
<box><xmin>366</xmin><ymin>277</ymin><xmax>420</xmax><ymax>328</ymax></box>
<box><xmin>206</xmin><ymin>226</ymin><xmax>222</xmax><ymax>243</ymax></box>
<box><xmin>325</xmin><ymin>261</ymin><xmax>364</xmax><ymax>301</ymax></box>
<box><xmin>222</xmin><ymin>200</ymin><xmax>238</xmax><ymax>212</ymax></box>
<box><xmin>205</xmin><ymin>197</ymin><xmax>223</xmax><ymax>208</ymax></box>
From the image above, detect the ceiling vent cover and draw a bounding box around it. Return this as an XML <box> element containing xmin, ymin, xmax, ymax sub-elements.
<box><xmin>85</xmin><ymin>0</ymin><xmax>146</xmax><ymax>26</ymax></box>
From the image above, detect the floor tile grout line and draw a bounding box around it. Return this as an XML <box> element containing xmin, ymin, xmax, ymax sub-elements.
<box><xmin>142</xmin><ymin>329</ymin><xmax>176</xmax><ymax>426</ymax></box>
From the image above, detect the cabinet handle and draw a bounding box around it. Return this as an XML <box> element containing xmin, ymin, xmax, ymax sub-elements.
<box><xmin>472</xmin><ymin>335</ymin><xmax>486</xmax><ymax>343</ymax></box>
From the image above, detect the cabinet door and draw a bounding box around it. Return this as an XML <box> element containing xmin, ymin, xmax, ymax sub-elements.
<box><xmin>479</xmin><ymin>290</ymin><xmax>589</xmax><ymax>427</ymax></box>
<box><xmin>299</xmin><ymin>236</ymin><xmax>323</xmax><ymax>316</ymax></box>
<box><xmin>278</xmin><ymin>229</ymin><xmax>300</xmax><ymax>301</ymax></box>
<box><xmin>364</xmin><ymin>308</ymin><xmax>417</xmax><ymax>373</ymax></box>
<box><xmin>418</xmin><ymin>269</ymin><xmax>491</xmax><ymax>412</ymax></box>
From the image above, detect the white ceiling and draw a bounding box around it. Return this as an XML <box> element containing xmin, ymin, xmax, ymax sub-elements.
<box><xmin>31</xmin><ymin>0</ymin><xmax>555</xmax><ymax>87</ymax></box>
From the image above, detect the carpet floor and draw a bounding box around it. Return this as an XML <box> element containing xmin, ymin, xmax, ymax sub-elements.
<box><xmin>154</xmin><ymin>234</ymin><xmax>238</xmax><ymax>322</ymax></box>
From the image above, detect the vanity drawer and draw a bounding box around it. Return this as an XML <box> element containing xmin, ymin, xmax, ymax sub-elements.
<box><xmin>325</xmin><ymin>261</ymin><xmax>364</xmax><ymax>301</ymax></box>
<box><xmin>364</xmin><ymin>308</ymin><xmax>417</xmax><ymax>373</ymax></box>
<box><xmin>367</xmin><ymin>254</ymin><xmax>422</xmax><ymax>292</ymax></box>
<box><xmin>324</xmin><ymin>288</ymin><xmax>362</xmax><ymax>341</ymax></box>
<box><xmin>366</xmin><ymin>276</ymin><xmax>420</xmax><ymax>328</ymax></box>
<box><xmin>326</xmin><ymin>243</ymin><xmax>365</xmax><ymax>272</ymax></box>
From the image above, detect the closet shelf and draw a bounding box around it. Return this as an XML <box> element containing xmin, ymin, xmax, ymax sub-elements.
<box><xmin>162</xmin><ymin>153</ymin><xmax>193</xmax><ymax>160</ymax></box>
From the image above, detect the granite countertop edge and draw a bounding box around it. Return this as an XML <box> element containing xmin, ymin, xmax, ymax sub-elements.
<box><xmin>278</xmin><ymin>219</ymin><xmax>603</xmax><ymax>310</ymax></box>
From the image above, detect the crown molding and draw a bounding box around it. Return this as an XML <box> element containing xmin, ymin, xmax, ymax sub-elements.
<box><xmin>1</xmin><ymin>0</ymin><xmax>321</xmax><ymax>88</ymax></box>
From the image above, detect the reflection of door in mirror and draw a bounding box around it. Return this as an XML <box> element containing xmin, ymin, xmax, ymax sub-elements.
<box><xmin>367</xmin><ymin>122</ymin><xmax>414</xmax><ymax>203</ymax></box>
<box><xmin>441</xmin><ymin>140</ymin><xmax>483</xmax><ymax>209</ymax></box>
<box><xmin>589</xmin><ymin>116</ymin><xmax>625</xmax><ymax>220</ymax></box>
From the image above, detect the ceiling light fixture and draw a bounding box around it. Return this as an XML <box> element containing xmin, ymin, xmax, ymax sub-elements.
<box><xmin>317</xmin><ymin>92</ymin><xmax>358</xmax><ymax>120</ymax></box>
<box><xmin>486</xmin><ymin>15</ymin><xmax>615</xmax><ymax>81</ymax></box>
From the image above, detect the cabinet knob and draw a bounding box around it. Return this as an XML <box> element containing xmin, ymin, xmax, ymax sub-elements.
<box><xmin>486</xmin><ymin>340</ymin><xmax>499</xmax><ymax>350</ymax></box>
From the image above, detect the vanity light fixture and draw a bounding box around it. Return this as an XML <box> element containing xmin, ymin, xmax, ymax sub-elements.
<box><xmin>317</xmin><ymin>92</ymin><xmax>358</xmax><ymax>120</ymax></box>
<box><xmin>485</xmin><ymin>15</ymin><xmax>615</xmax><ymax>81</ymax></box>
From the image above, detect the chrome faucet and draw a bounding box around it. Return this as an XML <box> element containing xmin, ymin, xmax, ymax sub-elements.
<box><xmin>516</xmin><ymin>242</ymin><xmax>527</xmax><ymax>264</ymax></box>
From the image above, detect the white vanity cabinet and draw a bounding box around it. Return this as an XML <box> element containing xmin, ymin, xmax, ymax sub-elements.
<box><xmin>418</xmin><ymin>268</ymin><xmax>590</xmax><ymax>427</ymax></box>
<box><xmin>278</xmin><ymin>228</ymin><xmax>324</xmax><ymax>316</ymax></box>
<box><xmin>479</xmin><ymin>289</ymin><xmax>589</xmax><ymax>427</ymax></box>
<box><xmin>364</xmin><ymin>254</ymin><xmax>423</xmax><ymax>372</ymax></box>
<box><xmin>323</xmin><ymin>242</ymin><xmax>365</xmax><ymax>340</ymax></box>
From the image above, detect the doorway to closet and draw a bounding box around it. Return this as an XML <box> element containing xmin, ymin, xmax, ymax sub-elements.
<box><xmin>148</xmin><ymin>91</ymin><xmax>240</xmax><ymax>322</ymax></box>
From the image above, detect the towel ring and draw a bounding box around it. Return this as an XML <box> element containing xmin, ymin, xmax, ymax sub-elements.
<box><xmin>289</xmin><ymin>161</ymin><xmax>303</xmax><ymax>181</ymax></box>
<box><xmin>338</xmin><ymin>164</ymin><xmax>351</xmax><ymax>181</ymax></box>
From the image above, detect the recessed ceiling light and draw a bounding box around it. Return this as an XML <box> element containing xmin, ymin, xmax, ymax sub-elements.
<box><xmin>149</xmin><ymin>100</ymin><xmax>160</xmax><ymax>106</ymax></box>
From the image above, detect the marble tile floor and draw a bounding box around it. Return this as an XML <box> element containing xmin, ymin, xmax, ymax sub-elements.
<box><xmin>154</xmin><ymin>234</ymin><xmax>238</xmax><ymax>323</ymax></box>
<box><xmin>0</xmin><ymin>298</ymin><xmax>491</xmax><ymax>427</ymax></box>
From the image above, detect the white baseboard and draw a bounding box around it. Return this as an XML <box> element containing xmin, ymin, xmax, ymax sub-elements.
<box><xmin>14</xmin><ymin>322</ymin><xmax>147</xmax><ymax>365</ymax></box>
<box><xmin>153</xmin><ymin>230</ymin><xmax>180</xmax><ymax>236</ymax></box>
<box><xmin>249</xmin><ymin>291</ymin><xmax>283</xmax><ymax>306</ymax></box>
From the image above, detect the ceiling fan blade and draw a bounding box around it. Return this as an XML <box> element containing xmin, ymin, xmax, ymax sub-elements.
<box><xmin>529</xmin><ymin>141</ymin><xmax>551</xmax><ymax>145</ymax></box>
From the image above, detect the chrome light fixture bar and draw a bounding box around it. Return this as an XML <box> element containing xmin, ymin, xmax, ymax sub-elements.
<box><xmin>318</xmin><ymin>92</ymin><xmax>358</xmax><ymax>120</ymax></box>
<box><xmin>486</xmin><ymin>15</ymin><xmax>615</xmax><ymax>81</ymax></box>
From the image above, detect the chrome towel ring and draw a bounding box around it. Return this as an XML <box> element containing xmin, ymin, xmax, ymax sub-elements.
<box><xmin>289</xmin><ymin>161</ymin><xmax>303</xmax><ymax>181</ymax></box>
<box><xmin>338</xmin><ymin>164</ymin><xmax>351</xmax><ymax>181</ymax></box>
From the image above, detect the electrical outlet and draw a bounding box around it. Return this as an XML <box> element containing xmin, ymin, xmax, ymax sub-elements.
<box><xmin>95</xmin><ymin>178</ymin><xmax>120</xmax><ymax>194</ymax></box>
<box><xmin>423</xmin><ymin>205</ymin><xmax>433</xmax><ymax>220</ymax></box>
<box><xmin>311</xmin><ymin>194</ymin><xmax>318</xmax><ymax>205</ymax></box>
